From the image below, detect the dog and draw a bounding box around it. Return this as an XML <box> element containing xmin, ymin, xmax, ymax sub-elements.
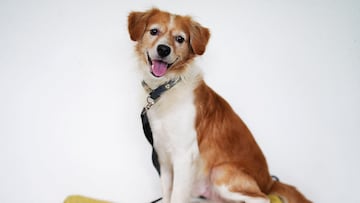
<box><xmin>128</xmin><ymin>8</ymin><xmax>311</xmax><ymax>203</ymax></box>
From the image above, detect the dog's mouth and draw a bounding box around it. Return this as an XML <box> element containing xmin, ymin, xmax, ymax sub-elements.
<box><xmin>147</xmin><ymin>52</ymin><xmax>177</xmax><ymax>77</ymax></box>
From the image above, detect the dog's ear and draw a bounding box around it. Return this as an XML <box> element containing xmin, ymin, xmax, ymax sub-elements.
<box><xmin>128</xmin><ymin>8</ymin><xmax>158</xmax><ymax>41</ymax></box>
<box><xmin>128</xmin><ymin>11</ymin><xmax>148</xmax><ymax>41</ymax></box>
<box><xmin>189</xmin><ymin>21</ymin><xmax>210</xmax><ymax>55</ymax></box>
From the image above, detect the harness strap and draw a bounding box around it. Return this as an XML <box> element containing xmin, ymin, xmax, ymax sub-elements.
<box><xmin>149</xmin><ymin>197</ymin><xmax>162</xmax><ymax>203</ymax></box>
<box><xmin>140</xmin><ymin>109</ymin><xmax>161</xmax><ymax>175</ymax></box>
<box><xmin>142</xmin><ymin>78</ymin><xmax>181</xmax><ymax>110</ymax></box>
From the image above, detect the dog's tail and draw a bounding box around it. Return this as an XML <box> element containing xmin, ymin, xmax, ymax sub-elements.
<box><xmin>268</xmin><ymin>180</ymin><xmax>312</xmax><ymax>203</ymax></box>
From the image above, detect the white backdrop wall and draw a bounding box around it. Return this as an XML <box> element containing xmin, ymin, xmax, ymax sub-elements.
<box><xmin>0</xmin><ymin>0</ymin><xmax>359</xmax><ymax>202</ymax></box>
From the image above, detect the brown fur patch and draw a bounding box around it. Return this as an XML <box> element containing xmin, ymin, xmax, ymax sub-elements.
<box><xmin>194</xmin><ymin>81</ymin><xmax>273</xmax><ymax>194</ymax></box>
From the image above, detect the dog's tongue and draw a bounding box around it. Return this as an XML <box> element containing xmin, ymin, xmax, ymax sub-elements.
<box><xmin>152</xmin><ymin>60</ymin><xmax>168</xmax><ymax>77</ymax></box>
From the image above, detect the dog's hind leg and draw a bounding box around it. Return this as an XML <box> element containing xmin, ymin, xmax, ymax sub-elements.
<box><xmin>215</xmin><ymin>186</ymin><xmax>269</xmax><ymax>203</ymax></box>
<box><xmin>211</xmin><ymin>164</ymin><xmax>270</xmax><ymax>203</ymax></box>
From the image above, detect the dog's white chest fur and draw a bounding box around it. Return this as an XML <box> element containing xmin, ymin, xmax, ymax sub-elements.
<box><xmin>147</xmin><ymin>83</ymin><xmax>199</xmax><ymax>161</ymax></box>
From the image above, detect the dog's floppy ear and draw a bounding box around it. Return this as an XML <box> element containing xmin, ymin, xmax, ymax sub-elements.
<box><xmin>189</xmin><ymin>21</ymin><xmax>210</xmax><ymax>55</ymax></box>
<box><xmin>128</xmin><ymin>8</ymin><xmax>158</xmax><ymax>41</ymax></box>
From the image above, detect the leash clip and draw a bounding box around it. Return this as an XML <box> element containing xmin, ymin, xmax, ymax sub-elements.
<box><xmin>145</xmin><ymin>96</ymin><xmax>155</xmax><ymax>110</ymax></box>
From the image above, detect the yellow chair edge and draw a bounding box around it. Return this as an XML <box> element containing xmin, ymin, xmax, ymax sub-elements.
<box><xmin>64</xmin><ymin>195</ymin><xmax>111</xmax><ymax>203</ymax></box>
<box><xmin>268</xmin><ymin>194</ymin><xmax>284</xmax><ymax>203</ymax></box>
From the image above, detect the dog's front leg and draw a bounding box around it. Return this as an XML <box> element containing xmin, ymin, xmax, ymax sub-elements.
<box><xmin>170</xmin><ymin>151</ymin><xmax>198</xmax><ymax>203</ymax></box>
<box><xmin>160</xmin><ymin>164</ymin><xmax>173</xmax><ymax>203</ymax></box>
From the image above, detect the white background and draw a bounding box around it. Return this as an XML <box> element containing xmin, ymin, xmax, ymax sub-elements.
<box><xmin>1</xmin><ymin>0</ymin><xmax>359</xmax><ymax>202</ymax></box>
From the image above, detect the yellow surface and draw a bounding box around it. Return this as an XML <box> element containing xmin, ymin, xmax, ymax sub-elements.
<box><xmin>268</xmin><ymin>194</ymin><xmax>283</xmax><ymax>203</ymax></box>
<box><xmin>64</xmin><ymin>195</ymin><xmax>111</xmax><ymax>203</ymax></box>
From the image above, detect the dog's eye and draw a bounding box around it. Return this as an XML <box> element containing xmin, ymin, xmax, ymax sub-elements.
<box><xmin>175</xmin><ymin>35</ymin><xmax>185</xmax><ymax>43</ymax></box>
<box><xmin>150</xmin><ymin>28</ymin><xmax>159</xmax><ymax>36</ymax></box>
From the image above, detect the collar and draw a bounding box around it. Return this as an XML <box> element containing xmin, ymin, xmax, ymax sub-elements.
<box><xmin>141</xmin><ymin>78</ymin><xmax>181</xmax><ymax>111</ymax></box>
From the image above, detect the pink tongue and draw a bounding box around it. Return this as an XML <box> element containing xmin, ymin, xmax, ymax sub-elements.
<box><xmin>152</xmin><ymin>60</ymin><xmax>168</xmax><ymax>77</ymax></box>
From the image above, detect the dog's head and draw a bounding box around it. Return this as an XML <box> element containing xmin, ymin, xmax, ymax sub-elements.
<box><xmin>128</xmin><ymin>8</ymin><xmax>210</xmax><ymax>79</ymax></box>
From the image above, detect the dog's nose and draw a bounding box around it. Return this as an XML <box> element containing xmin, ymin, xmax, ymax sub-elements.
<box><xmin>157</xmin><ymin>44</ymin><xmax>171</xmax><ymax>58</ymax></box>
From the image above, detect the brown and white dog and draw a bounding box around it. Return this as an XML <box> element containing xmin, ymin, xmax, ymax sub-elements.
<box><xmin>128</xmin><ymin>8</ymin><xmax>311</xmax><ymax>203</ymax></box>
